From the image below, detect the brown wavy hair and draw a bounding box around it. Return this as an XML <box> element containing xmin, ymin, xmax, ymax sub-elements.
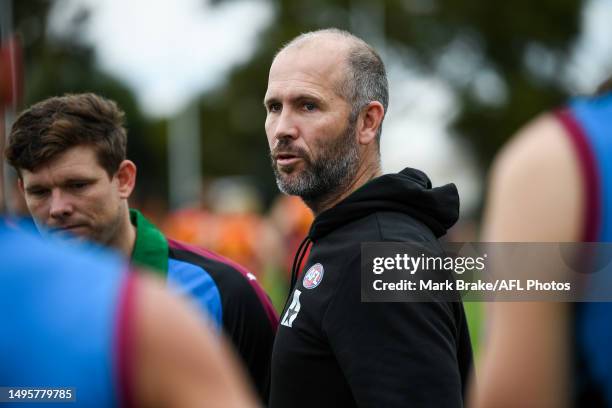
<box><xmin>5</xmin><ymin>93</ymin><xmax>127</xmax><ymax>177</ymax></box>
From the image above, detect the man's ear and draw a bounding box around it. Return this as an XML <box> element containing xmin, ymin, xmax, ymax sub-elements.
<box><xmin>17</xmin><ymin>177</ymin><xmax>25</xmax><ymax>195</ymax></box>
<box><xmin>357</xmin><ymin>101</ymin><xmax>385</xmax><ymax>146</ymax></box>
<box><xmin>115</xmin><ymin>160</ymin><xmax>137</xmax><ymax>199</ymax></box>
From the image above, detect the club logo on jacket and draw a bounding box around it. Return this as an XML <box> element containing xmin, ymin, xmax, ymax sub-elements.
<box><xmin>303</xmin><ymin>263</ymin><xmax>324</xmax><ymax>289</ymax></box>
<box><xmin>281</xmin><ymin>290</ymin><xmax>301</xmax><ymax>328</ymax></box>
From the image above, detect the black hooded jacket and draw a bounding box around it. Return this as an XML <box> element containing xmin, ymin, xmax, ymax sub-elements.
<box><xmin>269</xmin><ymin>168</ymin><xmax>473</xmax><ymax>408</ymax></box>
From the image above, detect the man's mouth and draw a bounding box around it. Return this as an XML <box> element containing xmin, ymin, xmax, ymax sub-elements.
<box><xmin>49</xmin><ymin>225</ymin><xmax>87</xmax><ymax>235</ymax></box>
<box><xmin>275</xmin><ymin>153</ymin><xmax>303</xmax><ymax>167</ymax></box>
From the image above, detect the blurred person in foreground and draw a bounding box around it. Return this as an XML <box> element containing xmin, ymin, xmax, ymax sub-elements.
<box><xmin>4</xmin><ymin>93</ymin><xmax>278</xmax><ymax>402</ymax></box>
<box><xmin>0</xmin><ymin>222</ymin><xmax>258</xmax><ymax>407</ymax></box>
<box><xmin>473</xmin><ymin>78</ymin><xmax>612</xmax><ymax>407</ymax></box>
<box><xmin>264</xmin><ymin>28</ymin><xmax>473</xmax><ymax>407</ymax></box>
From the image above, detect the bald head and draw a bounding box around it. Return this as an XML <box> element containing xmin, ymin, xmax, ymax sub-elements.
<box><xmin>275</xmin><ymin>28</ymin><xmax>388</xmax><ymax>139</ymax></box>
<box><xmin>276</xmin><ymin>28</ymin><xmax>358</xmax><ymax>56</ymax></box>
<box><xmin>265</xmin><ymin>28</ymin><xmax>387</xmax><ymax>212</ymax></box>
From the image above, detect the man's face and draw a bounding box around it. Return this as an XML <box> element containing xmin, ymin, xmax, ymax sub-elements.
<box><xmin>20</xmin><ymin>145</ymin><xmax>126</xmax><ymax>244</ymax></box>
<box><xmin>264</xmin><ymin>43</ymin><xmax>360</xmax><ymax>202</ymax></box>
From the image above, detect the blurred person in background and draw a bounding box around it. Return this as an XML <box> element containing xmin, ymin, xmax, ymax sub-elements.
<box><xmin>0</xmin><ymin>222</ymin><xmax>258</xmax><ymax>407</ymax></box>
<box><xmin>267</xmin><ymin>195</ymin><xmax>314</xmax><ymax>280</ymax></box>
<box><xmin>264</xmin><ymin>28</ymin><xmax>472</xmax><ymax>407</ymax></box>
<box><xmin>264</xmin><ymin>195</ymin><xmax>314</xmax><ymax>310</ymax></box>
<box><xmin>473</xmin><ymin>77</ymin><xmax>612</xmax><ymax>407</ymax></box>
<box><xmin>163</xmin><ymin>178</ymin><xmax>269</xmax><ymax>276</ymax></box>
<box><xmin>4</xmin><ymin>93</ymin><xmax>278</xmax><ymax>403</ymax></box>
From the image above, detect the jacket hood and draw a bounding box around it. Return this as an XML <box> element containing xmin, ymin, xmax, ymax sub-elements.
<box><xmin>308</xmin><ymin>167</ymin><xmax>459</xmax><ymax>240</ymax></box>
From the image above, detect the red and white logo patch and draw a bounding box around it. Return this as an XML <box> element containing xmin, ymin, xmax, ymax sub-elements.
<box><xmin>303</xmin><ymin>263</ymin><xmax>324</xmax><ymax>289</ymax></box>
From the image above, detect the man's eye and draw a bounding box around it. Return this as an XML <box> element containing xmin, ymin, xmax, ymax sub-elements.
<box><xmin>69</xmin><ymin>182</ymin><xmax>88</xmax><ymax>190</ymax></box>
<box><xmin>28</xmin><ymin>189</ymin><xmax>49</xmax><ymax>197</ymax></box>
<box><xmin>304</xmin><ymin>102</ymin><xmax>316</xmax><ymax>111</ymax></box>
<box><xmin>269</xmin><ymin>103</ymin><xmax>281</xmax><ymax>113</ymax></box>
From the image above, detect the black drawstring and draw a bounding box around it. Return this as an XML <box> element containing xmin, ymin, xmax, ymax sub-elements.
<box><xmin>289</xmin><ymin>235</ymin><xmax>312</xmax><ymax>295</ymax></box>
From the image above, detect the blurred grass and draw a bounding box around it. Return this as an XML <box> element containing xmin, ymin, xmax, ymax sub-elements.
<box><xmin>464</xmin><ymin>301</ymin><xmax>484</xmax><ymax>360</ymax></box>
<box><xmin>261</xmin><ymin>267</ymin><xmax>290</xmax><ymax>314</ymax></box>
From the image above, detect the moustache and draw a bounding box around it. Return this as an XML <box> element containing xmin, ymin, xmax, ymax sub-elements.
<box><xmin>271</xmin><ymin>144</ymin><xmax>309</xmax><ymax>163</ymax></box>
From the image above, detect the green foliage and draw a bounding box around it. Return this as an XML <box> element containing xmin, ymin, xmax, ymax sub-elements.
<box><xmin>12</xmin><ymin>0</ymin><xmax>167</xmax><ymax>203</ymax></box>
<box><xmin>12</xmin><ymin>0</ymin><xmax>585</xmax><ymax>207</ymax></box>
<box><xmin>207</xmin><ymin>0</ymin><xmax>582</xmax><ymax>202</ymax></box>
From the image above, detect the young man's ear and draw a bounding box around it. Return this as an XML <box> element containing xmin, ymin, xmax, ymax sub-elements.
<box><xmin>115</xmin><ymin>160</ymin><xmax>137</xmax><ymax>199</ymax></box>
<box><xmin>17</xmin><ymin>178</ymin><xmax>24</xmax><ymax>195</ymax></box>
<box><xmin>357</xmin><ymin>101</ymin><xmax>385</xmax><ymax>146</ymax></box>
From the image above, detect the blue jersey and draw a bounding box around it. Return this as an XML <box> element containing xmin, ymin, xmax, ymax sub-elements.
<box><xmin>129</xmin><ymin>209</ymin><xmax>278</xmax><ymax>402</ymax></box>
<box><xmin>558</xmin><ymin>92</ymin><xmax>612</xmax><ymax>406</ymax></box>
<box><xmin>0</xmin><ymin>225</ymin><xmax>133</xmax><ymax>407</ymax></box>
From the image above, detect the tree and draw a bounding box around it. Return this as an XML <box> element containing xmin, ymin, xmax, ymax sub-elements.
<box><xmin>12</xmin><ymin>0</ymin><xmax>167</xmax><ymax>205</ymax></box>
<box><xmin>201</xmin><ymin>0</ymin><xmax>582</xmax><ymax>204</ymax></box>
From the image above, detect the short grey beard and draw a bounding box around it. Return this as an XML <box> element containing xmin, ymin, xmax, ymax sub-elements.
<box><xmin>272</xmin><ymin>120</ymin><xmax>360</xmax><ymax>206</ymax></box>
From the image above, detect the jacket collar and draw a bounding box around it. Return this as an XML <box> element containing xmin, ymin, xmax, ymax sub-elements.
<box><xmin>130</xmin><ymin>209</ymin><xmax>168</xmax><ymax>276</ymax></box>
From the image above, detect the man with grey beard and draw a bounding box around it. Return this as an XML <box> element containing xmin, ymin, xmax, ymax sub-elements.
<box><xmin>264</xmin><ymin>28</ymin><xmax>473</xmax><ymax>408</ymax></box>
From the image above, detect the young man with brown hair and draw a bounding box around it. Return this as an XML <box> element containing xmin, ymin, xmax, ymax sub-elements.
<box><xmin>5</xmin><ymin>93</ymin><xmax>278</xmax><ymax>402</ymax></box>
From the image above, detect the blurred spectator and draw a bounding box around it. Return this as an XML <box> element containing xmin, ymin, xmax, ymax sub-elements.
<box><xmin>473</xmin><ymin>78</ymin><xmax>612</xmax><ymax>407</ymax></box>
<box><xmin>268</xmin><ymin>195</ymin><xmax>313</xmax><ymax>279</ymax></box>
<box><xmin>0</xmin><ymin>223</ymin><xmax>258</xmax><ymax>408</ymax></box>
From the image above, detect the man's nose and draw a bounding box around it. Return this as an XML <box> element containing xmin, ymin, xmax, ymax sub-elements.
<box><xmin>49</xmin><ymin>190</ymin><xmax>74</xmax><ymax>219</ymax></box>
<box><xmin>273</xmin><ymin>109</ymin><xmax>299</xmax><ymax>143</ymax></box>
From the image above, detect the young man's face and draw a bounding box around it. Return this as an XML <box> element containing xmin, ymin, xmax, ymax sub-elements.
<box><xmin>264</xmin><ymin>41</ymin><xmax>360</xmax><ymax>202</ymax></box>
<box><xmin>20</xmin><ymin>145</ymin><xmax>131</xmax><ymax>245</ymax></box>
